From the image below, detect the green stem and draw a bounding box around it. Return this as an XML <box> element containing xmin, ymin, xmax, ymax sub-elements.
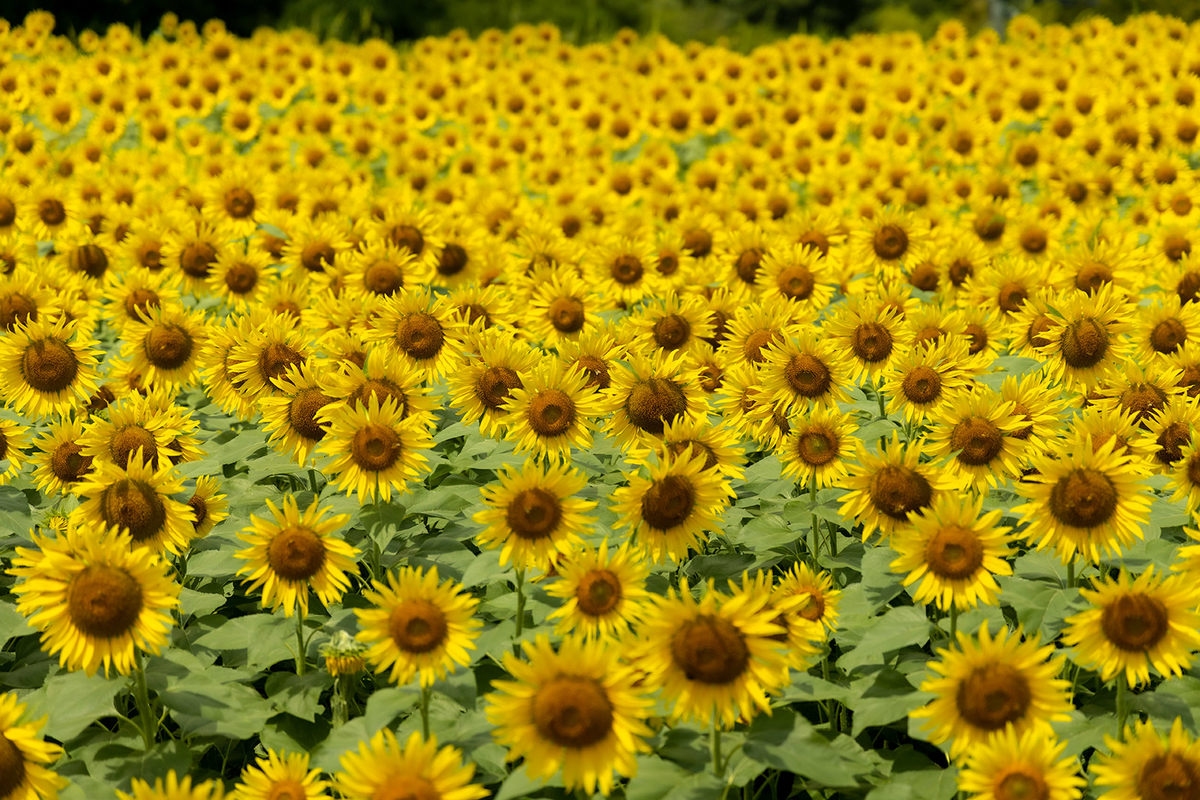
<box><xmin>295</xmin><ymin>614</ymin><xmax>307</xmax><ymax>676</ymax></box>
<box><xmin>877</xmin><ymin>385</ymin><xmax>887</xmax><ymax>418</ymax></box>
<box><xmin>711</xmin><ymin>719</ymin><xmax>724</xmax><ymax>778</ymax></box>
<box><xmin>332</xmin><ymin>675</ymin><xmax>350</xmax><ymax>727</ymax></box>
<box><xmin>1116</xmin><ymin>679</ymin><xmax>1130</xmax><ymax>738</ymax></box>
<box><xmin>514</xmin><ymin>568</ymin><xmax>527</xmax><ymax>640</ymax></box>
<box><xmin>132</xmin><ymin>648</ymin><xmax>157</xmax><ymax>751</ymax></box>
<box><xmin>309</xmin><ymin>468</ymin><xmax>321</xmax><ymax>496</ymax></box>
<box><xmin>1066</xmin><ymin>559</ymin><xmax>1076</xmax><ymax>590</ymax></box>
<box><xmin>420</xmin><ymin>683</ymin><xmax>432</xmax><ymax>739</ymax></box>
<box><xmin>949</xmin><ymin>605</ymin><xmax>958</xmax><ymax>640</ymax></box>
<box><xmin>809</xmin><ymin>480</ymin><xmax>820</xmax><ymax>564</ymax></box>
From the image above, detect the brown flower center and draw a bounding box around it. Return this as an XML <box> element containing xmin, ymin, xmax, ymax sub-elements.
<box><xmin>743</xmin><ymin>329</ymin><xmax>782</xmax><ymax>364</ymax></box>
<box><xmin>571</xmin><ymin>356</ymin><xmax>610</xmax><ymax>390</ymax></box>
<box><xmin>925</xmin><ymin>525</ymin><xmax>984</xmax><ymax>580</ymax></box>
<box><xmin>101</xmin><ymin>478</ymin><xmax>168</xmax><ymax>544</ymax></box>
<box><xmin>950</xmin><ymin>417</ymin><xmax>1003</xmax><ymax>466</ymax></box>
<box><xmin>505</xmin><ymin>488</ymin><xmax>562</xmax><ymax>540</ymax></box>
<box><xmin>798</xmin><ymin>593</ymin><xmax>826</xmax><ymax>622</ymax></box>
<box><xmin>785</xmin><ymin>353</ymin><xmax>831</xmax><ymax>398</ymax></box>
<box><xmin>397</xmin><ymin>313</ymin><xmax>445</xmax><ymax>361</ymax></box>
<box><xmin>476</xmin><ymin>366</ymin><xmax>521</xmax><ymax>411</ymax></box>
<box><xmin>180</xmin><ymin>241</ymin><xmax>217</xmax><ymax>278</ymax></box>
<box><xmin>611</xmin><ymin>255</ymin><xmax>644</xmax><ymax>285</ymax></box>
<box><xmin>549</xmin><ymin>297</ymin><xmax>585</xmax><ymax>334</ymax></box>
<box><xmin>69</xmin><ymin>244</ymin><xmax>109</xmax><ymax>278</ymax></box>
<box><xmin>777</xmin><ymin>265</ymin><xmax>815</xmax><ymax>299</ymax></box>
<box><xmin>796</xmin><ymin>429</ymin><xmax>838</xmax><ymax>466</ymax></box>
<box><xmin>267</xmin><ymin>526</ymin><xmax>327</xmax><ymax>581</ymax></box>
<box><xmin>1137</xmin><ymin>753</ymin><xmax>1200</xmax><ymax>800</ymax></box>
<box><xmin>1020</xmin><ymin>228</ymin><xmax>1047</xmax><ymax>254</ymax></box>
<box><xmin>998</xmin><ymin>282</ymin><xmax>1028</xmax><ymax>313</ymax></box>
<box><xmin>351</xmin><ymin>423</ymin><xmax>401</xmax><ymax>472</ymax></box>
<box><xmin>0</xmin><ymin>292</ymin><xmax>36</xmax><ymax>331</ymax></box>
<box><xmin>956</xmin><ymin>663</ymin><xmax>1032</xmax><ymax>732</ymax></box>
<box><xmin>437</xmin><ymin>244</ymin><xmax>469</xmax><ymax>277</ymax></box>
<box><xmin>1100</xmin><ymin>592</ymin><xmax>1170</xmax><ymax>652</ymax></box>
<box><xmin>667</xmin><ymin>440</ymin><xmax>718</xmax><ymax>471</ymax></box>
<box><xmin>908</xmin><ymin>262</ymin><xmax>939</xmax><ymax>291</ymax></box>
<box><xmin>736</xmin><ymin>249</ymin><xmax>762</xmax><ymax>284</ymax></box>
<box><xmin>38</xmin><ymin>198</ymin><xmax>66</xmax><ymax>226</ymax></box>
<box><xmin>533</xmin><ymin>677</ymin><xmax>614</xmax><ymax>748</ymax></box>
<box><xmin>653</xmin><ymin>314</ymin><xmax>691</xmax><ymax>350</ymax></box>
<box><xmin>265</xmin><ymin>779</ymin><xmax>307</xmax><ymax>800</ymax></box>
<box><xmin>224</xmin><ymin>262</ymin><xmax>258</xmax><ymax>294</ymax></box>
<box><xmin>1049</xmin><ymin>468</ymin><xmax>1118</xmax><ymax>528</ymax></box>
<box><xmin>364</xmin><ymin>260</ymin><xmax>404</xmax><ymax>295</ymax></box>
<box><xmin>901</xmin><ymin>365</ymin><xmax>942</xmax><ymax>404</ymax></box>
<box><xmin>0</xmin><ymin>734</ymin><xmax>25</xmax><ymax>800</ymax></box>
<box><xmin>111</xmin><ymin>426</ymin><xmax>158</xmax><ymax>470</ymax></box>
<box><xmin>51</xmin><ymin>442</ymin><xmax>93</xmax><ymax>483</ymax></box>
<box><xmin>684</xmin><ymin>228</ymin><xmax>713</xmax><ymax>258</ymax></box>
<box><xmin>388</xmin><ymin>599</ymin><xmax>448</xmax><ymax>653</ymax></box>
<box><xmin>22</xmin><ymin>337</ymin><xmax>79</xmax><ymax>392</ymax></box>
<box><xmin>300</xmin><ymin>241</ymin><xmax>335</xmax><ymax>273</ymax></box>
<box><xmin>1178</xmin><ymin>271</ymin><xmax>1200</xmax><ymax>305</ymax></box>
<box><xmin>641</xmin><ymin>475</ymin><xmax>695</xmax><ymax>530</ymax></box>
<box><xmin>145</xmin><ymin>324</ymin><xmax>194</xmax><ymax>370</ymax></box>
<box><xmin>388</xmin><ymin>225</ymin><xmax>425</xmax><ymax>255</ymax></box>
<box><xmin>625</xmin><ymin>378</ymin><xmax>688</xmax><ymax>435</ymax></box>
<box><xmin>373</xmin><ymin>776</ymin><xmax>440</xmax><ymax>800</ymax></box>
<box><xmin>1157</xmin><ymin>422</ymin><xmax>1191</xmax><ymax>466</ymax></box>
<box><xmin>1121</xmin><ymin>383</ymin><xmax>1168</xmax><ymax>424</ymax></box>
<box><xmin>868</xmin><ymin>465</ymin><xmax>933</xmax><ymax>521</ymax></box>
<box><xmin>1060</xmin><ymin>319</ymin><xmax>1109</xmax><ymax>368</ymax></box>
<box><xmin>1165</xmin><ymin>235</ymin><xmax>1193</xmax><ymax>263</ymax></box>
<box><xmin>1027</xmin><ymin>315</ymin><xmax>1053</xmax><ymax>349</ymax></box>
<box><xmin>137</xmin><ymin>240</ymin><xmax>164</xmax><ymax>270</ymax></box>
<box><xmin>0</xmin><ymin>196</ymin><xmax>15</xmax><ymax>228</ymax></box>
<box><xmin>349</xmin><ymin>380</ymin><xmax>408</xmax><ymax>418</ymax></box>
<box><xmin>67</xmin><ymin>564</ymin><xmax>144</xmax><ymax>638</ymax></box>
<box><xmin>124</xmin><ymin>289</ymin><xmax>161</xmax><ymax>320</ymax></box>
<box><xmin>995</xmin><ymin>769</ymin><xmax>1049</xmax><ymax>800</ymax></box>
<box><xmin>577</xmin><ymin>569</ymin><xmax>622</xmax><ymax>616</ymax></box>
<box><xmin>290</xmin><ymin>388</ymin><xmax>330</xmax><ymax>441</ymax></box>
<box><xmin>258</xmin><ymin>343</ymin><xmax>305</xmax><ymax>385</ymax></box>
<box><xmin>1152</xmin><ymin>319</ymin><xmax>1188</xmax><ymax>354</ymax></box>
<box><xmin>874</xmin><ymin>225</ymin><xmax>909</xmax><ymax>260</ymax></box>
<box><xmin>223</xmin><ymin>188</ymin><xmax>256</xmax><ymax>219</ymax></box>
<box><xmin>527</xmin><ymin>389</ymin><xmax>575</xmax><ymax>437</ymax></box>
<box><xmin>671</xmin><ymin>615</ymin><xmax>750</xmax><ymax>684</ymax></box>
<box><xmin>189</xmin><ymin>494</ymin><xmax>208</xmax><ymax>530</ymax></box>
<box><xmin>852</xmin><ymin>322</ymin><xmax>893</xmax><ymax>364</ymax></box>
<box><xmin>1075</xmin><ymin>262</ymin><xmax>1113</xmax><ymax>294</ymax></box>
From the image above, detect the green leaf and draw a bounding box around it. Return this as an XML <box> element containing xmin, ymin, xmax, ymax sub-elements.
<box><xmin>87</xmin><ymin>739</ymin><xmax>193</xmax><ymax>788</ymax></box>
<box><xmin>0</xmin><ymin>599</ymin><xmax>33</xmax><ymax>644</ymax></box>
<box><xmin>179</xmin><ymin>586</ymin><xmax>226</xmax><ymax>618</ymax></box>
<box><xmin>27</xmin><ymin>670</ymin><xmax>123</xmax><ymax>742</ymax></box>
<box><xmin>742</xmin><ymin>709</ymin><xmax>871</xmax><ymax>788</ymax></box>
<box><xmin>838</xmin><ymin>606</ymin><xmax>931</xmax><ymax>672</ymax></box>
<box><xmin>0</xmin><ymin>485</ymin><xmax>31</xmax><ymax>538</ymax></box>
<box><xmin>848</xmin><ymin>667</ymin><xmax>931</xmax><ymax>736</ymax></box>
<box><xmin>193</xmin><ymin>612</ymin><xmax>296</xmax><ymax>671</ymax></box>
<box><xmin>998</xmin><ymin>577</ymin><xmax>1080</xmax><ymax>640</ymax></box>
<box><xmin>495</xmin><ymin>768</ymin><xmax>564</xmax><ymax>800</ymax></box>
<box><xmin>625</xmin><ymin>755</ymin><xmax>724</xmax><ymax>800</ymax></box>
<box><xmin>265</xmin><ymin>671</ymin><xmax>334</xmax><ymax>722</ymax></box>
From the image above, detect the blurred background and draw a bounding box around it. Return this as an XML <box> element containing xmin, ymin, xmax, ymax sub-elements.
<box><xmin>7</xmin><ymin>0</ymin><xmax>1200</xmax><ymax>48</ymax></box>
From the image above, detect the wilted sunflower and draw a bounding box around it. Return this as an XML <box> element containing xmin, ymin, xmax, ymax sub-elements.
<box><xmin>956</xmin><ymin>726</ymin><xmax>1085</xmax><ymax>800</ymax></box>
<box><xmin>10</xmin><ymin>523</ymin><xmax>179</xmax><ymax>677</ymax></box>
<box><xmin>839</xmin><ymin>434</ymin><xmax>955</xmax><ymax>541</ymax></box>
<box><xmin>890</xmin><ymin>493</ymin><xmax>1014</xmax><ymax>612</ymax></box>
<box><xmin>0</xmin><ymin>691</ymin><xmax>67</xmax><ymax>800</ymax></box>
<box><xmin>502</xmin><ymin>358</ymin><xmax>604</xmax><ymax>463</ymax></box>
<box><xmin>776</xmin><ymin>406</ymin><xmax>859</xmax><ymax>489</ymax></box>
<box><xmin>334</xmin><ymin>730</ymin><xmax>488</xmax><ymax>800</ymax></box>
<box><xmin>910</xmin><ymin>623</ymin><xmax>1072</xmax><ymax>760</ymax></box>
<box><xmin>925</xmin><ymin>388</ymin><xmax>1028</xmax><ymax>493</ymax></box>
<box><xmin>473</xmin><ymin>458</ymin><xmax>596</xmax><ymax>571</ymax></box>
<box><xmin>71</xmin><ymin>450</ymin><xmax>196</xmax><ymax>556</ymax></box>
<box><xmin>1013</xmin><ymin>435</ymin><xmax>1152</xmax><ymax>564</ymax></box>
<box><xmin>235</xmin><ymin>495</ymin><xmax>356</xmax><ymax>618</ymax></box>
<box><xmin>1061</xmin><ymin>567</ymin><xmax>1200</xmax><ymax>687</ymax></box>
<box><xmin>1091</xmin><ymin>719</ymin><xmax>1200</xmax><ymax>800</ymax></box>
<box><xmin>546</xmin><ymin>539</ymin><xmax>650</xmax><ymax>640</ymax></box>
<box><xmin>633</xmin><ymin>578</ymin><xmax>788</xmax><ymax>728</ymax></box>
<box><xmin>235</xmin><ymin>749</ymin><xmax>329</xmax><ymax>800</ymax></box>
<box><xmin>612</xmin><ymin>450</ymin><xmax>730</xmax><ymax>563</ymax></box>
<box><xmin>185</xmin><ymin>475</ymin><xmax>228</xmax><ymax>539</ymax></box>
<box><xmin>317</xmin><ymin>395</ymin><xmax>433</xmax><ymax>503</ymax></box>
<box><xmin>117</xmin><ymin>771</ymin><xmax>225</xmax><ymax>800</ymax></box>
<box><xmin>0</xmin><ymin>315</ymin><xmax>101</xmax><ymax>418</ymax></box>
<box><xmin>487</xmin><ymin>635</ymin><xmax>653</xmax><ymax>796</ymax></box>
<box><xmin>356</xmin><ymin>565</ymin><xmax>481</xmax><ymax>688</ymax></box>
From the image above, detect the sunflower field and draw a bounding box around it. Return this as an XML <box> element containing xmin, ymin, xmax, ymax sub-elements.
<box><xmin>7</xmin><ymin>7</ymin><xmax>1200</xmax><ymax>800</ymax></box>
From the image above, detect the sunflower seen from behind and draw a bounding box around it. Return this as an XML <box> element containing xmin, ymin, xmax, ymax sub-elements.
<box><xmin>910</xmin><ymin>622</ymin><xmax>1072</xmax><ymax>760</ymax></box>
<box><xmin>235</xmin><ymin>495</ymin><xmax>356</xmax><ymax>618</ymax></box>
<box><xmin>0</xmin><ymin>691</ymin><xmax>67</xmax><ymax>800</ymax></box>
<box><xmin>1061</xmin><ymin>567</ymin><xmax>1200</xmax><ymax>687</ymax></box>
<box><xmin>334</xmin><ymin>730</ymin><xmax>487</xmax><ymax>800</ymax></box>
<box><xmin>546</xmin><ymin>539</ymin><xmax>649</xmax><ymax>641</ymax></box>
<box><xmin>9</xmin><ymin>522</ymin><xmax>179</xmax><ymax>677</ymax></box>
<box><xmin>486</xmin><ymin>634</ymin><xmax>653</xmax><ymax>796</ymax></box>
<box><xmin>472</xmin><ymin>458</ymin><xmax>596</xmax><ymax>572</ymax></box>
<box><xmin>356</xmin><ymin>565</ymin><xmax>480</xmax><ymax>688</ymax></box>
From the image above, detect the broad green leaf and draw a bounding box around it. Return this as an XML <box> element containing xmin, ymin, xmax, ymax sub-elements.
<box><xmin>742</xmin><ymin>709</ymin><xmax>871</xmax><ymax>788</ymax></box>
<box><xmin>495</xmin><ymin>768</ymin><xmax>564</xmax><ymax>800</ymax></box>
<box><xmin>26</xmin><ymin>670</ymin><xmax>122</xmax><ymax>742</ymax></box>
<box><xmin>838</xmin><ymin>606</ymin><xmax>931</xmax><ymax>672</ymax></box>
<box><xmin>192</xmin><ymin>612</ymin><xmax>296</xmax><ymax>671</ymax></box>
<box><xmin>847</xmin><ymin>667</ymin><xmax>931</xmax><ymax>736</ymax></box>
<box><xmin>625</xmin><ymin>755</ymin><xmax>723</xmax><ymax>800</ymax></box>
<box><xmin>0</xmin><ymin>600</ymin><xmax>33</xmax><ymax>643</ymax></box>
<box><xmin>265</xmin><ymin>671</ymin><xmax>334</xmax><ymax>722</ymax></box>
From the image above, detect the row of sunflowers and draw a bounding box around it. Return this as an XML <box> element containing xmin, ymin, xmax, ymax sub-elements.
<box><xmin>2</xmin><ymin>7</ymin><xmax>1200</xmax><ymax>800</ymax></box>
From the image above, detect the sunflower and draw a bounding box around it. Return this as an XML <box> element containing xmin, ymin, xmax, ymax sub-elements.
<box><xmin>910</xmin><ymin>623</ymin><xmax>1072</xmax><ymax>760</ymax></box>
<box><xmin>642</xmin><ymin>415</ymin><xmax>746</xmax><ymax>483</ymax></box>
<box><xmin>344</xmin><ymin>236</ymin><xmax>418</xmax><ymax>298</ymax></box>
<box><xmin>117</xmin><ymin>772</ymin><xmax>225</xmax><ymax>800</ymax></box>
<box><xmin>956</xmin><ymin>726</ymin><xmax>1085</xmax><ymax>800</ymax></box>
<box><xmin>890</xmin><ymin>493</ymin><xmax>1014</xmax><ymax>612</ymax></box>
<box><xmin>556</xmin><ymin>326</ymin><xmax>626</xmax><ymax>392</ymax></box>
<box><xmin>1138</xmin><ymin>292</ymin><xmax>1200</xmax><ymax>360</ymax></box>
<box><xmin>317</xmin><ymin>395</ymin><xmax>433</xmax><ymax>503</ymax></box>
<box><xmin>1169</xmin><ymin>440</ymin><xmax>1200</xmax><ymax>515</ymax></box>
<box><xmin>79</xmin><ymin>391</ymin><xmax>185</xmax><ymax>470</ymax></box>
<box><xmin>880</xmin><ymin>338</ymin><xmax>974</xmax><ymax>423</ymax></box>
<box><xmin>719</xmin><ymin>297</ymin><xmax>804</xmax><ymax>368</ymax></box>
<box><xmin>925</xmin><ymin>388</ymin><xmax>1028</xmax><ymax>493</ymax></box>
<box><xmin>236</xmin><ymin>495</ymin><xmax>357</xmax><ymax>618</ymax></box>
<box><xmin>849</xmin><ymin>206</ymin><xmax>931</xmax><ymax>279</ymax></box>
<box><xmin>1061</xmin><ymin>567</ymin><xmax>1200</xmax><ymax>687</ymax></box>
<box><xmin>100</xmin><ymin>266</ymin><xmax>181</xmax><ymax>331</ymax></box>
<box><xmin>776</xmin><ymin>406</ymin><xmax>859</xmax><ymax>489</ymax></box>
<box><xmin>1013</xmin><ymin>435</ymin><xmax>1152</xmax><ymax>564</ymax></box>
<box><xmin>0</xmin><ymin>315</ymin><xmax>101</xmax><ymax>418</ymax></box>
<box><xmin>546</xmin><ymin>539</ymin><xmax>650</xmax><ymax>641</ymax></box>
<box><xmin>633</xmin><ymin>577</ymin><xmax>788</xmax><ymax>728</ymax></box>
<box><xmin>997</xmin><ymin>369</ymin><xmax>1068</xmax><ymax>458</ymax></box>
<box><xmin>0</xmin><ymin>416</ymin><xmax>29</xmax><ymax>486</ymax></box>
<box><xmin>486</xmin><ymin>634</ymin><xmax>653</xmax><ymax>795</ymax></box>
<box><xmin>186</xmin><ymin>475</ymin><xmax>228</xmax><ymax>539</ymax></box>
<box><xmin>258</xmin><ymin>362</ymin><xmax>335</xmax><ymax>466</ymax></box>
<box><xmin>235</xmin><ymin>749</ymin><xmax>329</xmax><ymax>800</ymax></box>
<box><xmin>612</xmin><ymin>450</ymin><xmax>730</xmax><ymax>563</ymax></box>
<box><xmin>334</xmin><ymin>730</ymin><xmax>487</xmax><ymax>800</ymax></box>
<box><xmin>758</xmin><ymin>242</ymin><xmax>836</xmax><ymax>314</ymax></box>
<box><xmin>587</xmin><ymin>233</ymin><xmax>663</xmax><ymax>306</ymax></box>
<box><xmin>9</xmin><ymin>522</ymin><xmax>179</xmax><ymax>677</ymax></box>
<box><xmin>822</xmin><ymin>299</ymin><xmax>913</xmax><ymax>382</ymax></box>
<box><xmin>602</xmin><ymin>350</ymin><xmax>707</xmax><ymax>451</ymax></box>
<box><xmin>757</xmin><ymin>329</ymin><xmax>852</xmax><ymax>415</ymax></box>
<box><xmin>1139</xmin><ymin>401</ymin><xmax>1200</xmax><ymax>473</ymax></box>
<box><xmin>1091</xmin><ymin>719</ymin><xmax>1200</xmax><ymax>800</ymax></box>
<box><xmin>0</xmin><ymin>692</ymin><xmax>67</xmax><ymax>800</ymax></box>
<box><xmin>773</xmin><ymin>562</ymin><xmax>841</xmax><ymax>640</ymax></box>
<box><xmin>227</xmin><ymin>312</ymin><xmax>312</xmax><ymax>403</ymax></box>
<box><xmin>1036</xmin><ymin>284</ymin><xmax>1136</xmax><ymax>390</ymax></box>
<box><xmin>447</xmin><ymin>329</ymin><xmax>539</xmax><ymax>437</ymax></box>
<box><xmin>839</xmin><ymin>434</ymin><xmax>955</xmax><ymax>541</ymax></box>
<box><xmin>627</xmin><ymin>291</ymin><xmax>715</xmax><ymax>359</ymax></box>
<box><xmin>31</xmin><ymin>416</ymin><xmax>94</xmax><ymax>497</ymax></box>
<box><xmin>502</xmin><ymin>358</ymin><xmax>603</xmax><ymax>463</ymax></box>
<box><xmin>367</xmin><ymin>287</ymin><xmax>461</xmax><ymax>379</ymax></box>
<box><xmin>1092</xmin><ymin>361</ymin><xmax>1187</xmax><ymax>429</ymax></box>
<box><xmin>205</xmin><ymin>248</ymin><xmax>275</xmax><ymax>310</ymax></box>
<box><xmin>321</xmin><ymin>348</ymin><xmax>436</xmax><ymax>431</ymax></box>
<box><xmin>71</xmin><ymin>450</ymin><xmax>196</xmax><ymax>556</ymax></box>
<box><xmin>355</xmin><ymin>565</ymin><xmax>481</xmax><ymax>688</ymax></box>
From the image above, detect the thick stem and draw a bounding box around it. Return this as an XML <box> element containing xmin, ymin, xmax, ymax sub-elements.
<box><xmin>711</xmin><ymin>719</ymin><xmax>724</xmax><ymax>778</ymax></box>
<box><xmin>514</xmin><ymin>568</ymin><xmax>527</xmax><ymax>640</ymax></box>
<box><xmin>132</xmin><ymin>648</ymin><xmax>157</xmax><ymax>751</ymax></box>
<box><xmin>949</xmin><ymin>605</ymin><xmax>958</xmax><ymax>640</ymax></box>
<box><xmin>295</xmin><ymin>614</ymin><xmax>307</xmax><ymax>676</ymax></box>
<box><xmin>1116</xmin><ymin>679</ymin><xmax>1129</xmax><ymax>739</ymax></box>
<box><xmin>420</xmin><ymin>683</ymin><xmax>432</xmax><ymax>739</ymax></box>
<box><xmin>309</xmin><ymin>468</ymin><xmax>321</xmax><ymax>496</ymax></box>
<box><xmin>809</xmin><ymin>480</ymin><xmax>819</xmax><ymax>564</ymax></box>
<box><xmin>332</xmin><ymin>675</ymin><xmax>349</xmax><ymax>727</ymax></box>
<box><xmin>877</xmin><ymin>385</ymin><xmax>887</xmax><ymax>418</ymax></box>
<box><xmin>1066</xmin><ymin>559</ymin><xmax>1076</xmax><ymax>590</ymax></box>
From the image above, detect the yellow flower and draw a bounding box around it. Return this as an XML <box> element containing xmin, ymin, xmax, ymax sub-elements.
<box><xmin>317</xmin><ymin>395</ymin><xmax>433</xmax><ymax>503</ymax></box>
<box><xmin>839</xmin><ymin>434</ymin><xmax>956</xmax><ymax>541</ymax></box>
<box><xmin>546</xmin><ymin>539</ymin><xmax>650</xmax><ymax>641</ymax></box>
<box><xmin>334</xmin><ymin>730</ymin><xmax>487</xmax><ymax>800</ymax></box>
<box><xmin>1092</xmin><ymin>719</ymin><xmax>1200</xmax><ymax>800</ymax></box>
<box><xmin>235</xmin><ymin>749</ymin><xmax>330</xmax><ymax>800</ymax></box>
<box><xmin>956</xmin><ymin>726</ymin><xmax>1085</xmax><ymax>800</ymax></box>
<box><xmin>117</xmin><ymin>771</ymin><xmax>224</xmax><ymax>800</ymax></box>
<box><xmin>0</xmin><ymin>315</ymin><xmax>101</xmax><ymax>419</ymax></box>
<box><xmin>501</xmin><ymin>357</ymin><xmax>604</xmax><ymax>464</ymax></box>
<box><xmin>0</xmin><ymin>691</ymin><xmax>67</xmax><ymax>800</ymax></box>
